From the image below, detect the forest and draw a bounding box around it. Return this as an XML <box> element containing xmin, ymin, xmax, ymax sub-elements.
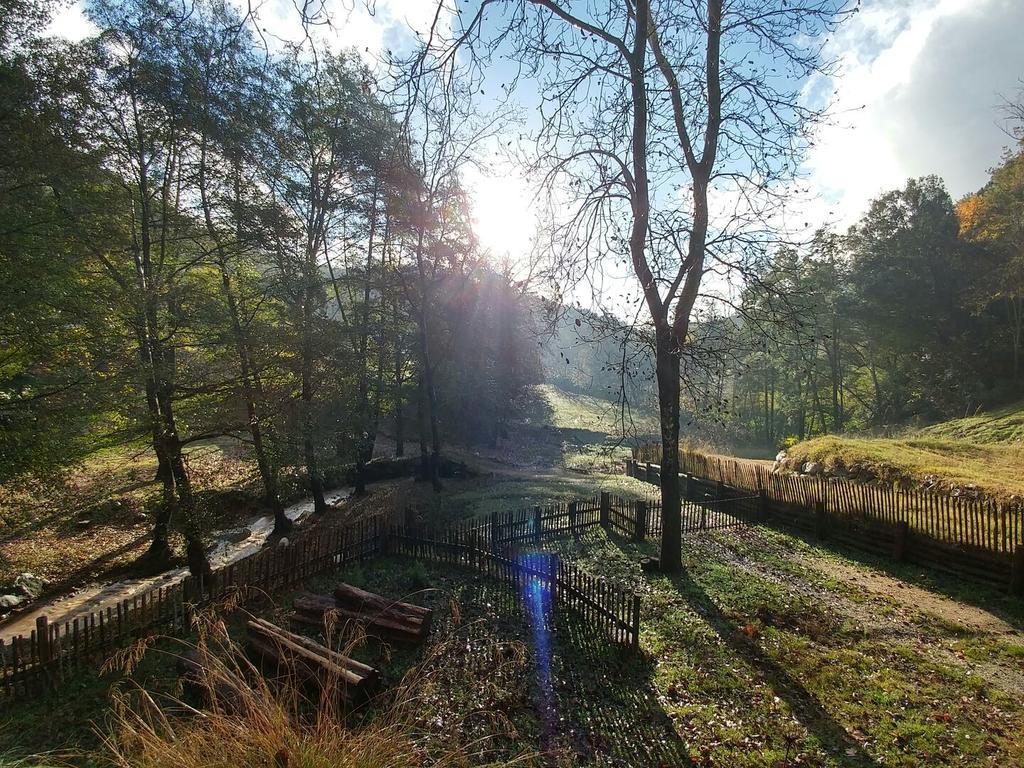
<box><xmin>3</xmin><ymin>1</ymin><xmax>1024</xmax><ymax>766</ymax></box>
<box><xmin>1</xmin><ymin>0</ymin><xmax>542</xmax><ymax>579</ymax></box>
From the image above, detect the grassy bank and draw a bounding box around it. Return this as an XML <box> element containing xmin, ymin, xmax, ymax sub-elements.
<box><xmin>784</xmin><ymin>434</ymin><xmax>1024</xmax><ymax>498</ymax></box>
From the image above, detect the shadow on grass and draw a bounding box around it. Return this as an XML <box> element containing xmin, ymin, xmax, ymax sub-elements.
<box><xmin>549</xmin><ymin>605</ymin><xmax>692</xmax><ymax>766</ymax></box>
<box><xmin>771</xmin><ymin>524</ymin><xmax>1024</xmax><ymax>632</ymax></box>
<box><xmin>603</xmin><ymin>533</ymin><xmax>877</xmax><ymax>768</ymax></box>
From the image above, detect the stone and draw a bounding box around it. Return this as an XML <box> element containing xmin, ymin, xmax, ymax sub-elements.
<box><xmin>803</xmin><ymin>461</ymin><xmax>823</xmax><ymax>476</ymax></box>
<box><xmin>278</xmin><ymin>537</ymin><xmax>290</xmax><ymax>548</ymax></box>
<box><xmin>0</xmin><ymin>594</ymin><xmax>24</xmax><ymax>612</ymax></box>
<box><xmin>640</xmin><ymin>557</ymin><xmax>661</xmax><ymax>572</ymax></box>
<box><xmin>14</xmin><ymin>572</ymin><xmax>45</xmax><ymax>599</ymax></box>
<box><xmin>775</xmin><ymin>451</ymin><xmax>787</xmax><ymax>463</ymax></box>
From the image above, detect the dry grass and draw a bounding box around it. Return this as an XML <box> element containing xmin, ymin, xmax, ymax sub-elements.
<box><xmin>100</xmin><ymin>610</ymin><xmax>538</xmax><ymax>768</ymax></box>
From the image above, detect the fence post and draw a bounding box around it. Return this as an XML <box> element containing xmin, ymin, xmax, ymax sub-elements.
<box><xmin>569</xmin><ymin>501</ymin><xmax>579</xmax><ymax>538</ymax></box>
<box><xmin>625</xmin><ymin>459</ymin><xmax>634</xmax><ymax>478</ymax></box>
<box><xmin>634</xmin><ymin>500</ymin><xmax>648</xmax><ymax>542</ymax></box>
<box><xmin>631</xmin><ymin>593</ymin><xmax>641</xmax><ymax>650</ymax></box>
<box><xmin>892</xmin><ymin>520</ymin><xmax>909</xmax><ymax>562</ymax></box>
<box><xmin>758</xmin><ymin>489</ymin><xmax>769</xmax><ymax>523</ymax></box>
<box><xmin>645</xmin><ymin>462</ymin><xmax>653</xmax><ymax>484</ymax></box>
<box><xmin>549</xmin><ymin>553</ymin><xmax>559</xmax><ymax>603</ymax></box>
<box><xmin>1011</xmin><ymin>545</ymin><xmax>1024</xmax><ymax>595</ymax></box>
<box><xmin>600</xmin><ymin>491</ymin><xmax>611</xmax><ymax>531</ymax></box>
<box><xmin>533</xmin><ymin>505</ymin><xmax>543</xmax><ymax>546</ymax></box>
<box><xmin>814</xmin><ymin>501</ymin><xmax>828</xmax><ymax>540</ymax></box>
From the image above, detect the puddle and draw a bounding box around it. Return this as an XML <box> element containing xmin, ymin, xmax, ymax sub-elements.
<box><xmin>0</xmin><ymin>487</ymin><xmax>352</xmax><ymax>642</ymax></box>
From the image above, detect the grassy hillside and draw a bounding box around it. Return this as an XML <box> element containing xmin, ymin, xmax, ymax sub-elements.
<box><xmin>784</xmin><ymin>403</ymin><xmax>1024</xmax><ymax>498</ymax></box>
<box><xmin>918</xmin><ymin>401</ymin><xmax>1024</xmax><ymax>444</ymax></box>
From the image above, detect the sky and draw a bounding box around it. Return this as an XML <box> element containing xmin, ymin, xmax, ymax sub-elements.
<box><xmin>47</xmin><ymin>0</ymin><xmax>1024</xmax><ymax>260</ymax></box>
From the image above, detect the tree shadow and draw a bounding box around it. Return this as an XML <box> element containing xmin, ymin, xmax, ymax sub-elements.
<box><xmin>603</xmin><ymin>534</ymin><xmax>878</xmax><ymax>767</ymax></box>
<box><xmin>549</xmin><ymin>607</ymin><xmax>693</xmax><ymax>766</ymax></box>
<box><xmin>773</xmin><ymin>525</ymin><xmax>1024</xmax><ymax>632</ymax></box>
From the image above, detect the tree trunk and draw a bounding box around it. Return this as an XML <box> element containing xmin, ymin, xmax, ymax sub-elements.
<box><xmin>412</xmin><ymin>228</ymin><xmax>441</xmax><ymax>491</ymax></box>
<box><xmin>301</xmin><ymin>290</ymin><xmax>328</xmax><ymax>515</ymax></box>
<box><xmin>394</xmin><ymin>343</ymin><xmax>405</xmax><ymax>457</ymax></box>
<box><xmin>655</xmin><ymin>328</ymin><xmax>682</xmax><ymax>573</ymax></box>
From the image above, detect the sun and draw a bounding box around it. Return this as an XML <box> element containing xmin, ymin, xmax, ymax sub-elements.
<box><xmin>465</xmin><ymin>167</ymin><xmax>536</xmax><ymax>266</ymax></box>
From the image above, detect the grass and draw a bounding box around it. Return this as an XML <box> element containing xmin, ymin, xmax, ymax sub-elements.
<box><xmin>533</xmin><ymin>384</ymin><xmax>660</xmax><ymax>437</ymax></box>
<box><xmin>919</xmin><ymin>401</ymin><xmax>1024</xmax><ymax>444</ymax></box>
<box><xmin>784</xmin><ymin>434</ymin><xmax>1024</xmax><ymax>498</ymax></box>
<box><xmin>6</xmin><ymin>385</ymin><xmax>1024</xmax><ymax>765</ymax></box>
<box><xmin>0</xmin><ymin>438</ymin><xmax>289</xmax><ymax>592</ymax></box>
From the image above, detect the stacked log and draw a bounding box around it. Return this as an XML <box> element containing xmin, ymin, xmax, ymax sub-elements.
<box><xmin>290</xmin><ymin>583</ymin><xmax>432</xmax><ymax>645</ymax></box>
<box><xmin>245</xmin><ymin>618</ymin><xmax>378</xmax><ymax>703</ymax></box>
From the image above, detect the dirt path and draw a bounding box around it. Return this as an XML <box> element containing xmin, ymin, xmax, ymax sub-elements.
<box><xmin>708</xmin><ymin>529</ymin><xmax>1024</xmax><ymax>697</ymax></box>
<box><xmin>810</xmin><ymin>556</ymin><xmax>1024</xmax><ymax>639</ymax></box>
<box><xmin>0</xmin><ymin>487</ymin><xmax>352</xmax><ymax>643</ymax></box>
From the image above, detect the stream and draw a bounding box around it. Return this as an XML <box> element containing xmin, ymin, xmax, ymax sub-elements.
<box><xmin>0</xmin><ymin>487</ymin><xmax>353</xmax><ymax>643</ymax></box>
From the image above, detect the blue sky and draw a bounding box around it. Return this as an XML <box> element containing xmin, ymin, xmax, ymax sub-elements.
<box><xmin>49</xmin><ymin>0</ymin><xmax>1024</xmax><ymax>265</ymax></box>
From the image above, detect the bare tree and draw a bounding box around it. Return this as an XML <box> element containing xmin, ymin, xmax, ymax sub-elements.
<box><xmin>424</xmin><ymin>0</ymin><xmax>852</xmax><ymax>571</ymax></box>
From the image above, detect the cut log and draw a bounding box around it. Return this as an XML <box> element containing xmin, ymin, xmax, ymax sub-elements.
<box><xmin>333</xmin><ymin>583</ymin><xmax>433</xmax><ymax>630</ymax></box>
<box><xmin>245</xmin><ymin>619</ymin><xmax>378</xmax><ymax>703</ymax></box>
<box><xmin>291</xmin><ymin>591</ymin><xmax>428</xmax><ymax>645</ymax></box>
<box><xmin>248</xmin><ymin>618</ymin><xmax>378</xmax><ymax>688</ymax></box>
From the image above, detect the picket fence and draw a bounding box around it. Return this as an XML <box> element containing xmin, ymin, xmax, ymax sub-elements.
<box><xmin>628</xmin><ymin>448</ymin><xmax>1024</xmax><ymax>591</ymax></box>
<box><xmin>0</xmin><ymin>499</ymin><xmax>643</xmax><ymax>703</ymax></box>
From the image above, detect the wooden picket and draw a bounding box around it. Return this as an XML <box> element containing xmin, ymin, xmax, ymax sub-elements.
<box><xmin>628</xmin><ymin>448</ymin><xmax>1024</xmax><ymax>589</ymax></box>
<box><xmin>0</xmin><ymin>497</ymin><xmax>642</xmax><ymax>704</ymax></box>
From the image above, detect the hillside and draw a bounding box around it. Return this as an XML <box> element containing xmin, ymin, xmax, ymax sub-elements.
<box><xmin>782</xmin><ymin>403</ymin><xmax>1024</xmax><ymax>499</ymax></box>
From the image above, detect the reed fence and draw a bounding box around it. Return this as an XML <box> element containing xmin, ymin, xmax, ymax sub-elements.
<box><xmin>628</xmin><ymin>448</ymin><xmax>1024</xmax><ymax>591</ymax></box>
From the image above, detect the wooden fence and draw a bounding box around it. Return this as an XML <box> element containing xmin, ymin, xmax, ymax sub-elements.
<box><xmin>388</xmin><ymin>513</ymin><xmax>641</xmax><ymax>648</ymax></box>
<box><xmin>627</xmin><ymin>449</ymin><xmax>1024</xmax><ymax>592</ymax></box>
<box><xmin>1</xmin><ymin>499</ymin><xmax>643</xmax><ymax>704</ymax></box>
<box><xmin>0</xmin><ymin>514</ymin><xmax>389</xmax><ymax>701</ymax></box>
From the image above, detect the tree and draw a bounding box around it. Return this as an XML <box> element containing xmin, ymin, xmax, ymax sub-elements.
<box><xmin>433</xmin><ymin>0</ymin><xmax>852</xmax><ymax>571</ymax></box>
<box><xmin>81</xmin><ymin>0</ymin><xmax>213</xmax><ymax>576</ymax></box>
<box><xmin>959</xmin><ymin>151</ymin><xmax>1024</xmax><ymax>390</ymax></box>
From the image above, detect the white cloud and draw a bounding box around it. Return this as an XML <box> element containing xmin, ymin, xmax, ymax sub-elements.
<box><xmin>49</xmin><ymin>0</ymin><xmax>449</xmax><ymax>61</ymax></box>
<box><xmin>806</xmin><ymin>0</ymin><xmax>1024</xmax><ymax>227</ymax></box>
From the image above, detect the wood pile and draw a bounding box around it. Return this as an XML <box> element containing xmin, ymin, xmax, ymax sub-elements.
<box><xmin>290</xmin><ymin>583</ymin><xmax>432</xmax><ymax>645</ymax></box>
<box><xmin>245</xmin><ymin>617</ymin><xmax>378</xmax><ymax>703</ymax></box>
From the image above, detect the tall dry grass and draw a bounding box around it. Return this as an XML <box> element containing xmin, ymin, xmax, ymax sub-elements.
<box><xmin>100</xmin><ymin>605</ymin><xmax>540</xmax><ymax>768</ymax></box>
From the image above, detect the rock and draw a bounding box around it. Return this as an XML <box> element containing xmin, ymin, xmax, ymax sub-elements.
<box><xmin>14</xmin><ymin>572</ymin><xmax>45</xmax><ymax>599</ymax></box>
<box><xmin>803</xmin><ymin>461</ymin><xmax>823</xmax><ymax>476</ymax></box>
<box><xmin>775</xmin><ymin>451</ymin><xmax>787</xmax><ymax>463</ymax></box>
<box><xmin>278</xmin><ymin>537</ymin><xmax>290</xmax><ymax>548</ymax></box>
<box><xmin>0</xmin><ymin>594</ymin><xmax>24</xmax><ymax>612</ymax></box>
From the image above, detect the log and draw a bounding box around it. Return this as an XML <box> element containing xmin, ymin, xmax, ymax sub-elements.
<box><xmin>333</xmin><ymin>583</ymin><xmax>432</xmax><ymax>628</ymax></box>
<box><xmin>245</xmin><ymin>619</ymin><xmax>377</xmax><ymax>702</ymax></box>
<box><xmin>291</xmin><ymin>592</ymin><xmax>427</xmax><ymax>644</ymax></box>
<box><xmin>248</xmin><ymin>618</ymin><xmax>379</xmax><ymax>688</ymax></box>
<box><xmin>175</xmin><ymin>649</ymin><xmax>251</xmax><ymax>713</ymax></box>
